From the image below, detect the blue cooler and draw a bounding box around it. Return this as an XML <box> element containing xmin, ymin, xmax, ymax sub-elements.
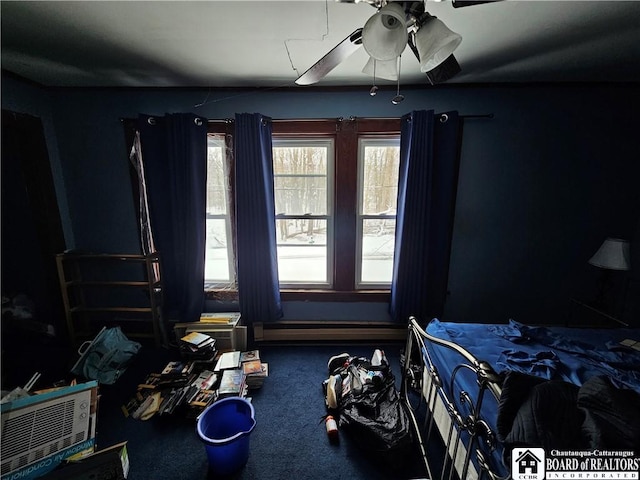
<box><xmin>196</xmin><ymin>397</ymin><xmax>256</xmax><ymax>475</ymax></box>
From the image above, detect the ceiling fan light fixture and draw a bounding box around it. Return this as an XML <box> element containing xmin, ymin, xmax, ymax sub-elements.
<box><xmin>424</xmin><ymin>54</ymin><xmax>462</xmax><ymax>84</ymax></box>
<box><xmin>415</xmin><ymin>15</ymin><xmax>462</xmax><ymax>72</ymax></box>
<box><xmin>362</xmin><ymin>2</ymin><xmax>408</xmax><ymax>61</ymax></box>
<box><xmin>362</xmin><ymin>56</ymin><xmax>399</xmax><ymax>81</ymax></box>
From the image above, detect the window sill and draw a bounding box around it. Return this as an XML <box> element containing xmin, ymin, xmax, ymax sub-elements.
<box><xmin>280</xmin><ymin>289</ymin><xmax>390</xmax><ymax>303</ymax></box>
<box><xmin>204</xmin><ymin>289</ymin><xmax>239</xmax><ymax>302</ymax></box>
<box><xmin>205</xmin><ymin>288</ymin><xmax>390</xmax><ymax>303</ymax></box>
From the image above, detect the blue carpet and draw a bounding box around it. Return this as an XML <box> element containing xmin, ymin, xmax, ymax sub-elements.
<box><xmin>95</xmin><ymin>343</ymin><xmax>428</xmax><ymax>480</ymax></box>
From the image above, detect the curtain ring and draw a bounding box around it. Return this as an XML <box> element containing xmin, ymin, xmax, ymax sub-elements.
<box><xmin>147</xmin><ymin>117</ymin><xmax>156</xmax><ymax>125</ymax></box>
<box><xmin>194</xmin><ymin>117</ymin><xmax>203</xmax><ymax>126</ymax></box>
<box><xmin>439</xmin><ymin>113</ymin><xmax>449</xmax><ymax>123</ymax></box>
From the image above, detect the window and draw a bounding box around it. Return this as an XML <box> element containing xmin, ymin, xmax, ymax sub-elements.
<box><xmin>205</xmin><ymin>118</ymin><xmax>401</xmax><ymax>300</ymax></box>
<box><xmin>204</xmin><ymin>134</ymin><xmax>234</xmax><ymax>287</ymax></box>
<box><xmin>357</xmin><ymin>137</ymin><xmax>400</xmax><ymax>288</ymax></box>
<box><xmin>273</xmin><ymin>139</ymin><xmax>333</xmax><ymax>287</ymax></box>
<box><xmin>272</xmin><ymin>119</ymin><xmax>400</xmax><ymax>297</ymax></box>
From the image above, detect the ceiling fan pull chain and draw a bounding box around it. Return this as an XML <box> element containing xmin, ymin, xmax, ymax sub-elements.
<box><xmin>370</xmin><ymin>60</ymin><xmax>378</xmax><ymax>96</ymax></box>
<box><xmin>392</xmin><ymin>55</ymin><xmax>404</xmax><ymax>105</ymax></box>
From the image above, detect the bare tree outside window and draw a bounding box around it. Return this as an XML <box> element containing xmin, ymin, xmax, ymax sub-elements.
<box><xmin>204</xmin><ymin>135</ymin><xmax>234</xmax><ymax>286</ymax></box>
<box><xmin>273</xmin><ymin>139</ymin><xmax>332</xmax><ymax>286</ymax></box>
<box><xmin>204</xmin><ymin>118</ymin><xmax>401</xmax><ymax>297</ymax></box>
<box><xmin>358</xmin><ymin>139</ymin><xmax>400</xmax><ymax>287</ymax></box>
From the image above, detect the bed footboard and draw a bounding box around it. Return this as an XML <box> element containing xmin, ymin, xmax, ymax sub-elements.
<box><xmin>400</xmin><ymin>317</ymin><xmax>507</xmax><ymax>480</ymax></box>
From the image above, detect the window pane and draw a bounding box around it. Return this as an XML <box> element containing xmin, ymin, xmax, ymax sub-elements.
<box><xmin>205</xmin><ymin>135</ymin><xmax>233</xmax><ymax>284</ymax></box>
<box><xmin>205</xmin><ymin>218</ymin><xmax>230</xmax><ymax>282</ymax></box>
<box><xmin>274</xmin><ymin>176</ymin><xmax>327</xmax><ymax>215</ymax></box>
<box><xmin>273</xmin><ymin>143</ymin><xmax>328</xmax><ymax>215</ymax></box>
<box><xmin>361</xmin><ymin>219</ymin><xmax>396</xmax><ymax>284</ymax></box>
<box><xmin>206</xmin><ymin>137</ymin><xmax>227</xmax><ymax>215</ymax></box>
<box><xmin>273</xmin><ymin>146</ymin><xmax>327</xmax><ymax>175</ymax></box>
<box><xmin>273</xmin><ymin>139</ymin><xmax>332</xmax><ymax>286</ymax></box>
<box><xmin>361</xmin><ymin>144</ymin><xmax>399</xmax><ymax>215</ymax></box>
<box><xmin>276</xmin><ymin>219</ymin><xmax>327</xmax><ymax>284</ymax></box>
<box><xmin>358</xmin><ymin>138</ymin><xmax>400</xmax><ymax>287</ymax></box>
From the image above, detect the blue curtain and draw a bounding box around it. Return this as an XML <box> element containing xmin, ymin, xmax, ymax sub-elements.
<box><xmin>137</xmin><ymin>113</ymin><xmax>207</xmax><ymax>324</ymax></box>
<box><xmin>234</xmin><ymin>113</ymin><xmax>283</xmax><ymax>326</ymax></box>
<box><xmin>390</xmin><ymin>110</ymin><xmax>463</xmax><ymax>323</ymax></box>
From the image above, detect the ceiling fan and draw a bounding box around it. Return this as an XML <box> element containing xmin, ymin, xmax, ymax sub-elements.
<box><xmin>295</xmin><ymin>0</ymin><xmax>498</xmax><ymax>87</ymax></box>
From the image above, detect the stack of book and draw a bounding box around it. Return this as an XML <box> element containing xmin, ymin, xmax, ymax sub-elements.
<box><xmin>128</xmin><ymin>361</ymin><xmax>195</xmax><ymax>418</ymax></box>
<box><xmin>199</xmin><ymin>312</ymin><xmax>241</xmax><ymax>325</ymax></box>
<box><xmin>213</xmin><ymin>351</ymin><xmax>241</xmax><ymax>372</ymax></box>
<box><xmin>173</xmin><ymin>312</ymin><xmax>244</xmax><ymax>351</ymax></box>
<box><xmin>125</xmin><ymin>364</ymin><xmax>221</xmax><ymax>420</ymax></box>
<box><xmin>184</xmin><ymin>370</ymin><xmax>218</xmax><ymax>417</ymax></box>
<box><xmin>217</xmin><ymin>368</ymin><xmax>246</xmax><ymax>399</ymax></box>
<box><xmin>121</xmin><ymin>348</ymin><xmax>267</xmax><ymax>421</ymax></box>
<box><xmin>243</xmin><ymin>361</ymin><xmax>268</xmax><ymax>389</ymax></box>
<box><xmin>212</xmin><ymin>350</ymin><xmax>252</xmax><ymax>399</ymax></box>
<box><xmin>240</xmin><ymin>350</ymin><xmax>268</xmax><ymax>389</ymax></box>
<box><xmin>179</xmin><ymin>331</ymin><xmax>217</xmax><ymax>360</ymax></box>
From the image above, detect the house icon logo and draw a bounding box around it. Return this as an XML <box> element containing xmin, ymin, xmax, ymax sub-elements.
<box><xmin>511</xmin><ymin>448</ymin><xmax>545</xmax><ymax>480</ymax></box>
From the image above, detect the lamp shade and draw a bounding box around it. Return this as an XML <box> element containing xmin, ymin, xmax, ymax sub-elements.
<box><xmin>588</xmin><ymin>238</ymin><xmax>631</xmax><ymax>271</ymax></box>
<box><xmin>362</xmin><ymin>2</ymin><xmax>408</xmax><ymax>61</ymax></box>
<box><xmin>415</xmin><ymin>16</ymin><xmax>462</xmax><ymax>72</ymax></box>
<box><xmin>362</xmin><ymin>57</ymin><xmax>399</xmax><ymax>81</ymax></box>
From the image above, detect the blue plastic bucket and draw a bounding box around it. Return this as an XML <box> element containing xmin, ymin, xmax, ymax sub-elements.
<box><xmin>196</xmin><ymin>397</ymin><xmax>256</xmax><ymax>476</ymax></box>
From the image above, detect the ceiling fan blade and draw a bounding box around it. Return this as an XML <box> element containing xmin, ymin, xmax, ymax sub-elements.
<box><xmin>452</xmin><ymin>0</ymin><xmax>502</xmax><ymax>7</ymax></box>
<box><xmin>295</xmin><ymin>28</ymin><xmax>363</xmax><ymax>85</ymax></box>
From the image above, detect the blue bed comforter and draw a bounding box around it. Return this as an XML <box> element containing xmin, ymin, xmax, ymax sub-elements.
<box><xmin>423</xmin><ymin>319</ymin><xmax>640</xmax><ymax>474</ymax></box>
<box><xmin>429</xmin><ymin>319</ymin><xmax>640</xmax><ymax>392</ymax></box>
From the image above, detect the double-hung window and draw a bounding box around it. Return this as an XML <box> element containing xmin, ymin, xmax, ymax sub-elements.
<box><xmin>205</xmin><ymin>118</ymin><xmax>400</xmax><ymax>300</ymax></box>
<box><xmin>204</xmin><ymin>132</ymin><xmax>234</xmax><ymax>289</ymax></box>
<box><xmin>273</xmin><ymin>138</ymin><xmax>333</xmax><ymax>287</ymax></box>
<box><xmin>357</xmin><ymin>137</ymin><xmax>400</xmax><ymax>289</ymax></box>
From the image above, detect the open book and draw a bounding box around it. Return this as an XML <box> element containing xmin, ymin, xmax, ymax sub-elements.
<box><xmin>620</xmin><ymin>339</ymin><xmax>640</xmax><ymax>352</ymax></box>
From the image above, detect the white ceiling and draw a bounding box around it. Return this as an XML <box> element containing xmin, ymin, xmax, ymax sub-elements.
<box><xmin>2</xmin><ymin>0</ymin><xmax>640</xmax><ymax>88</ymax></box>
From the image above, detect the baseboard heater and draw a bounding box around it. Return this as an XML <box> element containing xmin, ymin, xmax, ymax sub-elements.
<box><xmin>253</xmin><ymin>321</ymin><xmax>407</xmax><ymax>342</ymax></box>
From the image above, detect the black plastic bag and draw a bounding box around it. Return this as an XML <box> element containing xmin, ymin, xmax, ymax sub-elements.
<box><xmin>326</xmin><ymin>354</ymin><xmax>414</xmax><ymax>456</ymax></box>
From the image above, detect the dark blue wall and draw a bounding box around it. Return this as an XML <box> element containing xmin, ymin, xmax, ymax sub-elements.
<box><xmin>3</xmin><ymin>74</ymin><xmax>639</xmax><ymax>324</ymax></box>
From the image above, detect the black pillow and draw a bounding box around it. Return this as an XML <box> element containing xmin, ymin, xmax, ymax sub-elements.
<box><xmin>578</xmin><ymin>375</ymin><xmax>640</xmax><ymax>450</ymax></box>
<box><xmin>503</xmin><ymin>379</ymin><xmax>584</xmax><ymax>450</ymax></box>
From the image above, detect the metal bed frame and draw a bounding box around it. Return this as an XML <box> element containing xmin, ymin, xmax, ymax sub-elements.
<box><xmin>400</xmin><ymin>317</ymin><xmax>508</xmax><ymax>480</ymax></box>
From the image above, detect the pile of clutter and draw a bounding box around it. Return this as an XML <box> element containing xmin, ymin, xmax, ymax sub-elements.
<box><xmin>122</xmin><ymin>343</ymin><xmax>268</xmax><ymax>421</ymax></box>
<box><xmin>324</xmin><ymin>349</ymin><xmax>387</xmax><ymax>413</ymax></box>
<box><xmin>2</xmin><ymin>293</ymin><xmax>55</xmax><ymax>337</ymax></box>
<box><xmin>321</xmin><ymin>348</ymin><xmax>413</xmax><ymax>458</ymax></box>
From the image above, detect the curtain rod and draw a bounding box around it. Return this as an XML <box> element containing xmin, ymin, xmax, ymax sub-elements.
<box><xmin>461</xmin><ymin>113</ymin><xmax>494</xmax><ymax>119</ymax></box>
<box><xmin>208</xmin><ymin>113</ymin><xmax>493</xmax><ymax>124</ymax></box>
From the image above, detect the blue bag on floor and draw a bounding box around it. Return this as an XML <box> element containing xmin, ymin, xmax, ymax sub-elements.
<box><xmin>71</xmin><ymin>326</ymin><xmax>141</xmax><ymax>384</ymax></box>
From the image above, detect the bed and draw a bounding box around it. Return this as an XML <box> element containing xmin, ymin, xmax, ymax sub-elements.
<box><xmin>399</xmin><ymin>316</ymin><xmax>640</xmax><ymax>480</ymax></box>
